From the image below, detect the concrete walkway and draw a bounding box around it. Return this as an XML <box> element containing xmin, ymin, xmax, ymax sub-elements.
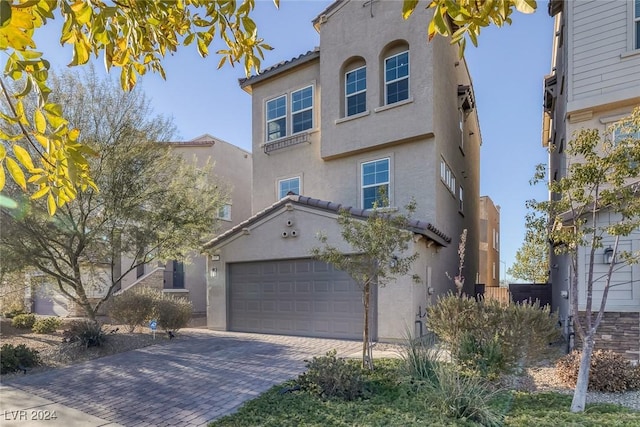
<box><xmin>1</xmin><ymin>330</ymin><xmax>362</xmax><ymax>426</ymax></box>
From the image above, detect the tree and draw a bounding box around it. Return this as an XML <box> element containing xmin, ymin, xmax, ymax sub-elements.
<box><xmin>1</xmin><ymin>0</ymin><xmax>536</xmax><ymax>209</ymax></box>
<box><xmin>0</xmin><ymin>68</ymin><xmax>227</xmax><ymax>320</ymax></box>
<box><xmin>311</xmin><ymin>197</ymin><xmax>419</xmax><ymax>369</ymax></box>
<box><xmin>508</xmin><ymin>211</ymin><xmax>549</xmax><ymax>283</ymax></box>
<box><xmin>529</xmin><ymin>107</ymin><xmax>640</xmax><ymax>412</ymax></box>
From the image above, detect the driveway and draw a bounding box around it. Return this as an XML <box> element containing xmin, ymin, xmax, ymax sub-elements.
<box><xmin>2</xmin><ymin>330</ymin><xmax>362</xmax><ymax>426</ymax></box>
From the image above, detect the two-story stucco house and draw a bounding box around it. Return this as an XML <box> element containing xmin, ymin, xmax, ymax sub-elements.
<box><xmin>32</xmin><ymin>134</ymin><xmax>252</xmax><ymax>318</ymax></box>
<box><xmin>544</xmin><ymin>0</ymin><xmax>640</xmax><ymax>361</ymax></box>
<box><xmin>203</xmin><ymin>0</ymin><xmax>482</xmax><ymax>342</ymax></box>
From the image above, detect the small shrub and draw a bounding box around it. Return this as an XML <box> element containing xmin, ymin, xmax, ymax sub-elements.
<box><xmin>426</xmin><ymin>363</ymin><xmax>503</xmax><ymax>426</ymax></box>
<box><xmin>556</xmin><ymin>349</ymin><xmax>640</xmax><ymax>392</ymax></box>
<box><xmin>1</xmin><ymin>344</ymin><xmax>40</xmax><ymax>374</ymax></box>
<box><xmin>11</xmin><ymin>313</ymin><xmax>36</xmax><ymax>329</ymax></box>
<box><xmin>296</xmin><ymin>350</ymin><xmax>365</xmax><ymax>400</ymax></box>
<box><xmin>63</xmin><ymin>320</ymin><xmax>106</xmax><ymax>348</ymax></box>
<box><xmin>3</xmin><ymin>309</ymin><xmax>25</xmax><ymax>319</ymax></box>
<box><xmin>399</xmin><ymin>332</ymin><xmax>442</xmax><ymax>382</ymax></box>
<box><xmin>154</xmin><ymin>295</ymin><xmax>192</xmax><ymax>332</ymax></box>
<box><xmin>32</xmin><ymin>317</ymin><xmax>62</xmax><ymax>334</ymax></box>
<box><xmin>108</xmin><ymin>287</ymin><xmax>160</xmax><ymax>332</ymax></box>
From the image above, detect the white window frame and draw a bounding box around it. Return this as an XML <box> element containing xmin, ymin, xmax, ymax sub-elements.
<box><xmin>492</xmin><ymin>262</ymin><xmax>496</xmax><ymax>280</ymax></box>
<box><xmin>439</xmin><ymin>158</ymin><xmax>456</xmax><ymax>194</ymax></box>
<box><xmin>384</xmin><ymin>50</ymin><xmax>410</xmax><ymax>105</ymax></box>
<box><xmin>278</xmin><ymin>176</ymin><xmax>301</xmax><ymax>199</ymax></box>
<box><xmin>265</xmin><ymin>95</ymin><xmax>287</xmax><ymax>142</ymax></box>
<box><xmin>345</xmin><ymin>66</ymin><xmax>367</xmax><ymax>117</ymax></box>
<box><xmin>291</xmin><ymin>85</ymin><xmax>314</xmax><ymax>135</ymax></box>
<box><xmin>217</xmin><ymin>204</ymin><xmax>232</xmax><ymax>221</ymax></box>
<box><xmin>361</xmin><ymin>158</ymin><xmax>390</xmax><ymax>209</ymax></box>
<box><xmin>458</xmin><ymin>186</ymin><xmax>464</xmax><ymax>212</ymax></box>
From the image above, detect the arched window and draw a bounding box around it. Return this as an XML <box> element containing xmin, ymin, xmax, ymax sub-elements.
<box><xmin>380</xmin><ymin>41</ymin><xmax>410</xmax><ymax>106</ymax></box>
<box><xmin>340</xmin><ymin>57</ymin><xmax>366</xmax><ymax>117</ymax></box>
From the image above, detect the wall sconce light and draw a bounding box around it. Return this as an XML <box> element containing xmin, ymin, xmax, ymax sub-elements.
<box><xmin>603</xmin><ymin>247</ymin><xmax>614</xmax><ymax>265</ymax></box>
<box><xmin>210</xmin><ymin>267</ymin><xmax>218</xmax><ymax>278</ymax></box>
<box><xmin>389</xmin><ymin>255</ymin><xmax>398</xmax><ymax>269</ymax></box>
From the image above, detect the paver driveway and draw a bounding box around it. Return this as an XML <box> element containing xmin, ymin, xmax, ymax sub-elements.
<box><xmin>4</xmin><ymin>330</ymin><xmax>362</xmax><ymax>426</ymax></box>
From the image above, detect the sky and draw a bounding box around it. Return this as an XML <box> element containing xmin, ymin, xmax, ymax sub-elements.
<box><xmin>33</xmin><ymin>0</ymin><xmax>555</xmax><ymax>280</ymax></box>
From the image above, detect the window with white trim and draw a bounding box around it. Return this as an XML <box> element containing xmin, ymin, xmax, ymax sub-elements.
<box><xmin>345</xmin><ymin>66</ymin><xmax>366</xmax><ymax>116</ymax></box>
<box><xmin>458</xmin><ymin>186</ymin><xmax>464</xmax><ymax>211</ymax></box>
<box><xmin>217</xmin><ymin>204</ymin><xmax>231</xmax><ymax>221</ymax></box>
<box><xmin>362</xmin><ymin>158</ymin><xmax>390</xmax><ymax>209</ymax></box>
<box><xmin>384</xmin><ymin>51</ymin><xmax>409</xmax><ymax>105</ymax></box>
<box><xmin>278</xmin><ymin>177</ymin><xmax>300</xmax><ymax>199</ymax></box>
<box><xmin>292</xmin><ymin>86</ymin><xmax>313</xmax><ymax>134</ymax></box>
<box><xmin>266</xmin><ymin>95</ymin><xmax>286</xmax><ymax>141</ymax></box>
<box><xmin>492</xmin><ymin>262</ymin><xmax>496</xmax><ymax>280</ymax></box>
<box><xmin>440</xmin><ymin>159</ymin><xmax>456</xmax><ymax>194</ymax></box>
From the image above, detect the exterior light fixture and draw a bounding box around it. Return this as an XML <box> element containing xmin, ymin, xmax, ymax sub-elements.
<box><xmin>603</xmin><ymin>247</ymin><xmax>614</xmax><ymax>265</ymax></box>
<box><xmin>389</xmin><ymin>255</ymin><xmax>398</xmax><ymax>269</ymax></box>
<box><xmin>210</xmin><ymin>267</ymin><xmax>218</xmax><ymax>278</ymax></box>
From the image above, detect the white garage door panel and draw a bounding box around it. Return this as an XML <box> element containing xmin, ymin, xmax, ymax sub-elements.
<box><xmin>229</xmin><ymin>259</ymin><xmax>372</xmax><ymax>339</ymax></box>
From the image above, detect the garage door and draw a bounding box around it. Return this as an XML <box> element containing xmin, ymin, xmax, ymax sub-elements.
<box><xmin>229</xmin><ymin>259</ymin><xmax>374</xmax><ymax>340</ymax></box>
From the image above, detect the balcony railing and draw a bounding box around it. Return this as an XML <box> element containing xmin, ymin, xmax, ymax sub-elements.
<box><xmin>263</xmin><ymin>132</ymin><xmax>309</xmax><ymax>154</ymax></box>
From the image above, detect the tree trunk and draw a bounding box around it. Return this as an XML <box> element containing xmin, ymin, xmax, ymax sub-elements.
<box><xmin>362</xmin><ymin>281</ymin><xmax>370</xmax><ymax>369</ymax></box>
<box><xmin>571</xmin><ymin>336</ymin><xmax>594</xmax><ymax>412</ymax></box>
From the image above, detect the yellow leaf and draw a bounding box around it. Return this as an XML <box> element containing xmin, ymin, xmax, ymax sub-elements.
<box><xmin>0</xmin><ymin>144</ymin><xmax>5</xmax><ymax>161</ymax></box>
<box><xmin>6</xmin><ymin>157</ymin><xmax>26</xmax><ymax>190</ymax></box>
<box><xmin>34</xmin><ymin>134</ymin><xmax>49</xmax><ymax>149</ymax></box>
<box><xmin>13</xmin><ymin>144</ymin><xmax>35</xmax><ymax>171</ymax></box>
<box><xmin>15</xmin><ymin>100</ymin><xmax>28</xmax><ymax>126</ymax></box>
<box><xmin>34</xmin><ymin>109</ymin><xmax>46</xmax><ymax>133</ymax></box>
<box><xmin>0</xmin><ymin>164</ymin><xmax>4</xmax><ymax>191</ymax></box>
<box><xmin>47</xmin><ymin>192</ymin><xmax>56</xmax><ymax>215</ymax></box>
<box><xmin>31</xmin><ymin>186</ymin><xmax>49</xmax><ymax>200</ymax></box>
<box><xmin>402</xmin><ymin>0</ymin><xmax>419</xmax><ymax>20</ymax></box>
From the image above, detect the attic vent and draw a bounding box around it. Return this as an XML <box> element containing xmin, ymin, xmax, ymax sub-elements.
<box><xmin>457</xmin><ymin>85</ymin><xmax>474</xmax><ymax>113</ymax></box>
<box><xmin>543</xmin><ymin>74</ymin><xmax>557</xmax><ymax>114</ymax></box>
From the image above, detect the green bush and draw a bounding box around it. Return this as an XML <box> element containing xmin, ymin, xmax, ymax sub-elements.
<box><xmin>11</xmin><ymin>313</ymin><xmax>36</xmax><ymax>329</ymax></box>
<box><xmin>154</xmin><ymin>295</ymin><xmax>192</xmax><ymax>332</ymax></box>
<box><xmin>1</xmin><ymin>344</ymin><xmax>41</xmax><ymax>374</ymax></box>
<box><xmin>31</xmin><ymin>317</ymin><xmax>62</xmax><ymax>334</ymax></box>
<box><xmin>108</xmin><ymin>287</ymin><xmax>160</xmax><ymax>332</ymax></box>
<box><xmin>425</xmin><ymin>363</ymin><xmax>503</xmax><ymax>426</ymax></box>
<box><xmin>296</xmin><ymin>350</ymin><xmax>365</xmax><ymax>400</ymax></box>
<box><xmin>556</xmin><ymin>350</ymin><xmax>640</xmax><ymax>392</ymax></box>
<box><xmin>458</xmin><ymin>332</ymin><xmax>505</xmax><ymax>380</ymax></box>
<box><xmin>399</xmin><ymin>332</ymin><xmax>442</xmax><ymax>382</ymax></box>
<box><xmin>427</xmin><ymin>294</ymin><xmax>559</xmax><ymax>377</ymax></box>
<box><xmin>3</xmin><ymin>309</ymin><xmax>25</xmax><ymax>319</ymax></box>
<box><xmin>63</xmin><ymin>320</ymin><xmax>106</xmax><ymax>348</ymax></box>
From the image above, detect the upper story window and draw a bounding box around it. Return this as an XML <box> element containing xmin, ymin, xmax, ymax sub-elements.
<box><xmin>346</xmin><ymin>66</ymin><xmax>367</xmax><ymax>116</ymax></box>
<box><xmin>385</xmin><ymin>51</ymin><xmax>409</xmax><ymax>105</ymax></box>
<box><xmin>266</xmin><ymin>95</ymin><xmax>287</xmax><ymax>141</ymax></box>
<box><xmin>458</xmin><ymin>186</ymin><xmax>464</xmax><ymax>212</ymax></box>
<box><xmin>362</xmin><ymin>158</ymin><xmax>390</xmax><ymax>209</ymax></box>
<box><xmin>217</xmin><ymin>204</ymin><xmax>232</xmax><ymax>221</ymax></box>
<box><xmin>292</xmin><ymin>86</ymin><xmax>313</xmax><ymax>133</ymax></box>
<box><xmin>278</xmin><ymin>177</ymin><xmax>300</xmax><ymax>199</ymax></box>
<box><xmin>440</xmin><ymin>158</ymin><xmax>456</xmax><ymax>194</ymax></box>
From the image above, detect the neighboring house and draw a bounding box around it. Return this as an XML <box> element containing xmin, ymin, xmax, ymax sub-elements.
<box><xmin>478</xmin><ymin>196</ymin><xmax>501</xmax><ymax>287</ymax></box>
<box><xmin>544</xmin><ymin>0</ymin><xmax>640</xmax><ymax>361</ymax></box>
<box><xmin>203</xmin><ymin>0</ymin><xmax>482</xmax><ymax>342</ymax></box>
<box><xmin>31</xmin><ymin>135</ymin><xmax>252</xmax><ymax>317</ymax></box>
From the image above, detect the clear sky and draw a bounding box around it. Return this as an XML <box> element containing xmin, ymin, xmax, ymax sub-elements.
<box><xmin>34</xmin><ymin>0</ymin><xmax>555</xmax><ymax>280</ymax></box>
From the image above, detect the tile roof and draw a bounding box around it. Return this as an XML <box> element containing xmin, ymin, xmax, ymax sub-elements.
<box><xmin>203</xmin><ymin>194</ymin><xmax>451</xmax><ymax>250</ymax></box>
<box><xmin>238</xmin><ymin>48</ymin><xmax>320</xmax><ymax>91</ymax></box>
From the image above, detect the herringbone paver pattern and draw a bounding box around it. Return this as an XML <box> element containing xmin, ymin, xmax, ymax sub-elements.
<box><xmin>5</xmin><ymin>330</ymin><xmax>361</xmax><ymax>426</ymax></box>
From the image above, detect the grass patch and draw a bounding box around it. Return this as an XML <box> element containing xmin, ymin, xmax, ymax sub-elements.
<box><xmin>210</xmin><ymin>360</ymin><xmax>639</xmax><ymax>427</ymax></box>
<box><xmin>504</xmin><ymin>392</ymin><xmax>640</xmax><ymax>426</ymax></box>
